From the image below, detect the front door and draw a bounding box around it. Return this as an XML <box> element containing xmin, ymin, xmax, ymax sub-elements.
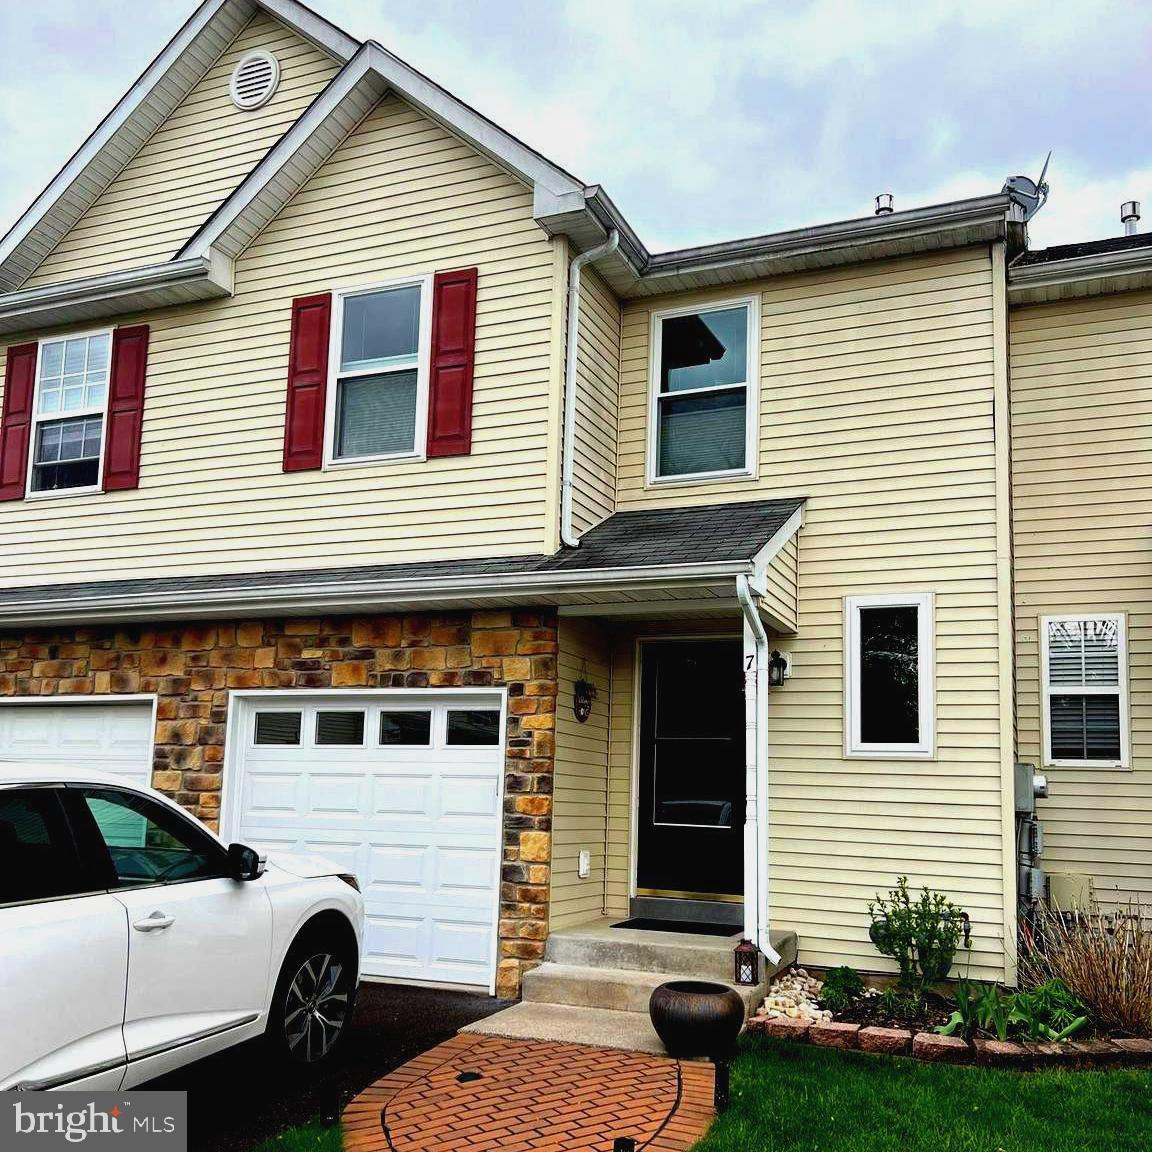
<box><xmin>636</xmin><ymin>639</ymin><xmax>745</xmax><ymax>899</ymax></box>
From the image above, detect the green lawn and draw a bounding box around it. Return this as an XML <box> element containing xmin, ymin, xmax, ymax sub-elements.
<box><xmin>693</xmin><ymin>1035</ymin><xmax>1152</xmax><ymax>1152</ymax></box>
<box><xmin>248</xmin><ymin>1122</ymin><xmax>342</xmax><ymax>1152</ymax></box>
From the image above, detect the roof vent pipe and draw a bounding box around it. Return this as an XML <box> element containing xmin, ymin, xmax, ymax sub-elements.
<box><xmin>560</xmin><ymin>228</ymin><xmax>620</xmax><ymax>549</ymax></box>
<box><xmin>875</xmin><ymin>193</ymin><xmax>894</xmax><ymax>216</ymax></box>
<box><xmin>1122</xmin><ymin>201</ymin><xmax>1141</xmax><ymax>236</ymax></box>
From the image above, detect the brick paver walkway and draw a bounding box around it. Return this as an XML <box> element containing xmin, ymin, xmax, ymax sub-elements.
<box><xmin>342</xmin><ymin>1034</ymin><xmax>715</xmax><ymax>1152</ymax></box>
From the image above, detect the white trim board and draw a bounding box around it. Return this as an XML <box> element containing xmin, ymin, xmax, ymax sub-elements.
<box><xmin>644</xmin><ymin>295</ymin><xmax>761</xmax><ymax>489</ymax></box>
<box><xmin>843</xmin><ymin>592</ymin><xmax>936</xmax><ymax>760</ymax></box>
<box><xmin>1038</xmin><ymin>612</ymin><xmax>1130</xmax><ymax>771</ymax></box>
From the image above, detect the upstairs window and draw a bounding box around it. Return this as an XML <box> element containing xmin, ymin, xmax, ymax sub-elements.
<box><xmin>1041</xmin><ymin>614</ymin><xmax>1129</xmax><ymax>768</ymax></box>
<box><xmin>329</xmin><ymin>278</ymin><xmax>430</xmax><ymax>463</ymax></box>
<box><xmin>649</xmin><ymin>299</ymin><xmax>757</xmax><ymax>482</ymax></box>
<box><xmin>30</xmin><ymin>331</ymin><xmax>111</xmax><ymax>494</ymax></box>
<box><xmin>845</xmin><ymin>592</ymin><xmax>935</xmax><ymax>758</ymax></box>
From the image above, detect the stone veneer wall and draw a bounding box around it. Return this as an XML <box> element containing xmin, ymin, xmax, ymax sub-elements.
<box><xmin>0</xmin><ymin>609</ymin><xmax>558</xmax><ymax>997</ymax></box>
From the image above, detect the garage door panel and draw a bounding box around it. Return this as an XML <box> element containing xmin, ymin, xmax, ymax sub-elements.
<box><xmin>437</xmin><ymin>846</ymin><xmax>499</xmax><ymax>893</ymax></box>
<box><xmin>431</xmin><ymin>921</ymin><xmax>492</xmax><ymax>975</ymax></box>
<box><xmin>244</xmin><ymin>772</ymin><xmax>304</xmax><ymax>815</ymax></box>
<box><xmin>308</xmin><ymin>774</ymin><xmax>369</xmax><ymax>816</ymax></box>
<box><xmin>439</xmin><ymin>774</ymin><xmax>500</xmax><ymax>818</ymax></box>
<box><xmin>234</xmin><ymin>694</ymin><xmax>504</xmax><ymax>987</ymax></box>
<box><xmin>0</xmin><ymin>704</ymin><xmax>152</xmax><ymax>791</ymax></box>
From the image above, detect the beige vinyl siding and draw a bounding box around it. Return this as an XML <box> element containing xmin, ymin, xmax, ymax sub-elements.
<box><xmin>570</xmin><ymin>266</ymin><xmax>622</xmax><ymax>535</ymax></box>
<box><xmin>0</xmin><ymin>94</ymin><xmax>559</xmax><ymax>582</ymax></box>
<box><xmin>551</xmin><ymin>618</ymin><xmax>612</xmax><ymax>929</ymax></box>
<box><xmin>1011</xmin><ymin>289</ymin><xmax>1152</xmax><ymax>905</ymax></box>
<box><xmin>611</xmin><ymin>248</ymin><xmax>1010</xmax><ymax>977</ymax></box>
<box><xmin>24</xmin><ymin>12</ymin><xmax>341</xmax><ymax>288</ymax></box>
<box><xmin>761</xmin><ymin>536</ymin><xmax>799</xmax><ymax>634</ymax></box>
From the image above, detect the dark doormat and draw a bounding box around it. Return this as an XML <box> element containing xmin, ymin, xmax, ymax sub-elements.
<box><xmin>611</xmin><ymin>917</ymin><xmax>742</xmax><ymax>937</ymax></box>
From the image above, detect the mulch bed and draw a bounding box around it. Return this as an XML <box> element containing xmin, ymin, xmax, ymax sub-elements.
<box><xmin>829</xmin><ymin>991</ymin><xmax>954</xmax><ymax>1034</ymax></box>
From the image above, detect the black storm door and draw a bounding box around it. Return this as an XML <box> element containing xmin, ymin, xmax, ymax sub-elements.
<box><xmin>636</xmin><ymin>639</ymin><xmax>745</xmax><ymax>898</ymax></box>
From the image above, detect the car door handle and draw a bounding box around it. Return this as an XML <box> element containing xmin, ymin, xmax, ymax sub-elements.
<box><xmin>133</xmin><ymin>912</ymin><xmax>175</xmax><ymax>932</ymax></box>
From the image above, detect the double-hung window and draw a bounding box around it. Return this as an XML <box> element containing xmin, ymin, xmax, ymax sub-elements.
<box><xmin>845</xmin><ymin>592</ymin><xmax>935</xmax><ymax>758</ymax></box>
<box><xmin>1041</xmin><ymin>614</ymin><xmax>1129</xmax><ymax>768</ymax></box>
<box><xmin>328</xmin><ymin>277</ymin><xmax>431</xmax><ymax>464</ymax></box>
<box><xmin>649</xmin><ymin>298</ymin><xmax>757</xmax><ymax>483</ymax></box>
<box><xmin>29</xmin><ymin>330</ymin><xmax>112</xmax><ymax>495</ymax></box>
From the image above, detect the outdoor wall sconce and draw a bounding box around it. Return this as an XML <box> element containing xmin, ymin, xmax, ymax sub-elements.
<box><xmin>734</xmin><ymin>938</ymin><xmax>759</xmax><ymax>986</ymax></box>
<box><xmin>573</xmin><ymin>678</ymin><xmax>597</xmax><ymax>723</ymax></box>
<box><xmin>767</xmin><ymin>649</ymin><xmax>789</xmax><ymax>687</ymax></box>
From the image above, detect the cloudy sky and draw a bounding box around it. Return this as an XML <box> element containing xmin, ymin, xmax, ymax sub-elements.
<box><xmin>1</xmin><ymin>0</ymin><xmax>1148</xmax><ymax>253</ymax></box>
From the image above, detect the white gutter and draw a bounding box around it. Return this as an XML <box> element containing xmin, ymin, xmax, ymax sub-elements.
<box><xmin>560</xmin><ymin>229</ymin><xmax>620</xmax><ymax>548</ymax></box>
<box><xmin>736</xmin><ymin>574</ymin><xmax>780</xmax><ymax>964</ymax></box>
<box><xmin>0</xmin><ymin>252</ymin><xmax>234</xmax><ymax>335</ymax></box>
<box><xmin>0</xmin><ymin>558</ymin><xmax>751</xmax><ymax>627</ymax></box>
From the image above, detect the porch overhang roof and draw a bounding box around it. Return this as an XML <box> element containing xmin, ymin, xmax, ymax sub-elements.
<box><xmin>0</xmin><ymin>498</ymin><xmax>805</xmax><ymax>626</ymax></box>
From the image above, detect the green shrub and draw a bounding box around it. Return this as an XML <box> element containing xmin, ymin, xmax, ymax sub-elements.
<box><xmin>820</xmin><ymin>966</ymin><xmax>866</xmax><ymax>1013</ymax></box>
<box><xmin>868</xmin><ymin>876</ymin><xmax>970</xmax><ymax>993</ymax></box>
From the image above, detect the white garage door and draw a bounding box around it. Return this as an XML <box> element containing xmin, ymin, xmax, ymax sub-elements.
<box><xmin>0</xmin><ymin>703</ymin><xmax>153</xmax><ymax>787</ymax></box>
<box><xmin>229</xmin><ymin>692</ymin><xmax>505</xmax><ymax>989</ymax></box>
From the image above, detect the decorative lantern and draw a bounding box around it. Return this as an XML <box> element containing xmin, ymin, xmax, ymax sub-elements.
<box><xmin>767</xmin><ymin>649</ymin><xmax>788</xmax><ymax>687</ymax></box>
<box><xmin>573</xmin><ymin>677</ymin><xmax>597</xmax><ymax>723</ymax></box>
<box><xmin>734</xmin><ymin>938</ymin><xmax>759</xmax><ymax>986</ymax></box>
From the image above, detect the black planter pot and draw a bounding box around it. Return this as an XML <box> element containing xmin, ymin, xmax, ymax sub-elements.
<box><xmin>648</xmin><ymin>980</ymin><xmax>745</xmax><ymax>1059</ymax></box>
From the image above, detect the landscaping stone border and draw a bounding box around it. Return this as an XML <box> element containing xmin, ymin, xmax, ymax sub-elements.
<box><xmin>747</xmin><ymin>1015</ymin><xmax>1152</xmax><ymax>1069</ymax></box>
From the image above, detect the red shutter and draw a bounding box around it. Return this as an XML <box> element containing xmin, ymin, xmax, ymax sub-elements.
<box><xmin>426</xmin><ymin>268</ymin><xmax>478</xmax><ymax>457</ymax></box>
<box><xmin>0</xmin><ymin>343</ymin><xmax>38</xmax><ymax>502</ymax></box>
<box><xmin>283</xmin><ymin>293</ymin><xmax>331</xmax><ymax>471</ymax></box>
<box><xmin>102</xmin><ymin>324</ymin><xmax>150</xmax><ymax>491</ymax></box>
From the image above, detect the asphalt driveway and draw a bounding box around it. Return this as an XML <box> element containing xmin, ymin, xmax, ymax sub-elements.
<box><xmin>144</xmin><ymin>982</ymin><xmax>508</xmax><ymax>1152</ymax></box>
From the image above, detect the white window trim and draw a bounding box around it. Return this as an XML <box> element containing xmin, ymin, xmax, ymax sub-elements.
<box><xmin>25</xmin><ymin>327</ymin><xmax>113</xmax><ymax>500</ymax></box>
<box><xmin>323</xmin><ymin>273</ymin><xmax>433</xmax><ymax>469</ymax></box>
<box><xmin>1040</xmin><ymin>612</ymin><xmax>1130</xmax><ymax>770</ymax></box>
<box><xmin>844</xmin><ymin>592</ymin><xmax>935</xmax><ymax>759</ymax></box>
<box><xmin>645</xmin><ymin>294</ymin><xmax>760</xmax><ymax>488</ymax></box>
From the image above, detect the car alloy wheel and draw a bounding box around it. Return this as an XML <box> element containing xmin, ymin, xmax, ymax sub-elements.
<box><xmin>282</xmin><ymin>952</ymin><xmax>351</xmax><ymax>1063</ymax></box>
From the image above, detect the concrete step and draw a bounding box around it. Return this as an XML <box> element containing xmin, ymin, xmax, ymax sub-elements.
<box><xmin>461</xmin><ymin>1001</ymin><xmax>668</xmax><ymax>1055</ymax></box>
<box><xmin>522</xmin><ymin>963</ymin><xmax>765</xmax><ymax>1016</ymax></box>
<box><xmin>545</xmin><ymin>918</ymin><xmax>797</xmax><ymax>982</ymax></box>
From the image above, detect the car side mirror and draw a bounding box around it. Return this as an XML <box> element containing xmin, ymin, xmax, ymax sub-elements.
<box><xmin>228</xmin><ymin>842</ymin><xmax>266</xmax><ymax>882</ymax></box>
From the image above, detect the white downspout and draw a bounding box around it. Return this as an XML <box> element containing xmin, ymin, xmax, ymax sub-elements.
<box><xmin>560</xmin><ymin>229</ymin><xmax>620</xmax><ymax>549</ymax></box>
<box><xmin>736</xmin><ymin>574</ymin><xmax>780</xmax><ymax>965</ymax></box>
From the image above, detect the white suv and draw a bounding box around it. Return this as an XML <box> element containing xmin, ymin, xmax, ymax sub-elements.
<box><xmin>0</xmin><ymin>765</ymin><xmax>365</xmax><ymax>1091</ymax></box>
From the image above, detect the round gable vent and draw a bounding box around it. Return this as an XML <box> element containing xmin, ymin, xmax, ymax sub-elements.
<box><xmin>230</xmin><ymin>51</ymin><xmax>280</xmax><ymax>110</ymax></box>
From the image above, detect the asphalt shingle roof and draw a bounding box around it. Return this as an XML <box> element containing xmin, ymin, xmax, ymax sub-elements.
<box><xmin>0</xmin><ymin>497</ymin><xmax>805</xmax><ymax>609</ymax></box>
<box><xmin>1014</xmin><ymin>233</ymin><xmax>1152</xmax><ymax>266</ymax></box>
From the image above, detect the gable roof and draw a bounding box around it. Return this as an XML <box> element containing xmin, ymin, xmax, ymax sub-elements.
<box><xmin>0</xmin><ymin>0</ymin><xmax>1017</xmax><ymax>317</ymax></box>
<box><xmin>0</xmin><ymin>0</ymin><xmax>357</xmax><ymax>293</ymax></box>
